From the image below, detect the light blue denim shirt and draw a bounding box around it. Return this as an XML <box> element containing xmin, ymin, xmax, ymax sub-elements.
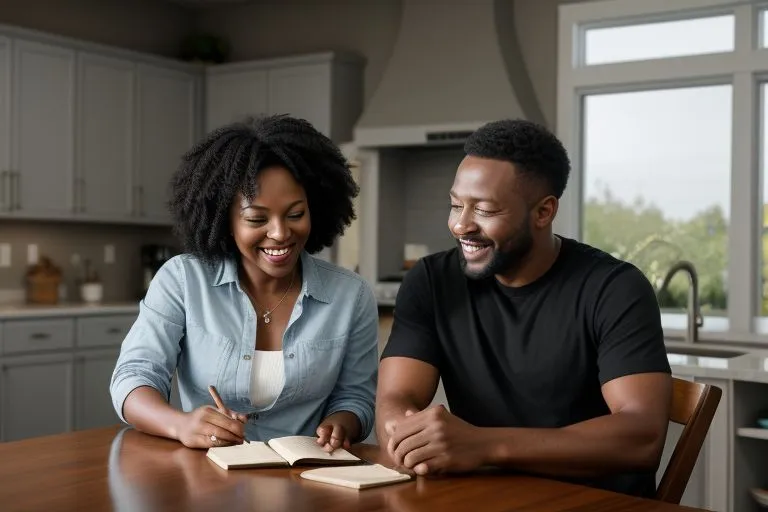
<box><xmin>109</xmin><ymin>251</ymin><xmax>378</xmax><ymax>441</ymax></box>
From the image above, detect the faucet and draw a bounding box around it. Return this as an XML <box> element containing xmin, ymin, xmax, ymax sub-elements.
<box><xmin>657</xmin><ymin>260</ymin><xmax>703</xmax><ymax>343</ymax></box>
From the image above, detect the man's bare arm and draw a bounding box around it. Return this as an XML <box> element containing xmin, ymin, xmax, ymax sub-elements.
<box><xmin>375</xmin><ymin>357</ymin><xmax>440</xmax><ymax>447</ymax></box>
<box><xmin>487</xmin><ymin>372</ymin><xmax>671</xmax><ymax>477</ymax></box>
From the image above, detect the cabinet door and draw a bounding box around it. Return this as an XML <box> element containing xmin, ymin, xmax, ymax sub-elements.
<box><xmin>268</xmin><ymin>64</ymin><xmax>331</xmax><ymax>136</ymax></box>
<box><xmin>0</xmin><ymin>37</ymin><xmax>9</xmax><ymax>213</ymax></box>
<box><xmin>136</xmin><ymin>64</ymin><xmax>196</xmax><ymax>223</ymax></box>
<box><xmin>0</xmin><ymin>354</ymin><xmax>74</xmax><ymax>441</ymax></box>
<box><xmin>75</xmin><ymin>350</ymin><xmax>121</xmax><ymax>430</ymax></box>
<box><xmin>77</xmin><ymin>53</ymin><xmax>134</xmax><ymax>219</ymax></box>
<box><xmin>695</xmin><ymin>377</ymin><xmax>730</xmax><ymax>512</ymax></box>
<box><xmin>205</xmin><ymin>69</ymin><xmax>268</xmax><ymax>132</ymax></box>
<box><xmin>12</xmin><ymin>39</ymin><xmax>75</xmax><ymax>216</ymax></box>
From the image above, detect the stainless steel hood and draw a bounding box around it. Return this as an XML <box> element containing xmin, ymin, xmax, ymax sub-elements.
<box><xmin>353</xmin><ymin>0</ymin><xmax>544</xmax><ymax>148</ymax></box>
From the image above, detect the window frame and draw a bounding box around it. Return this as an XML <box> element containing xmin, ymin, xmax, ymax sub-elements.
<box><xmin>557</xmin><ymin>0</ymin><xmax>767</xmax><ymax>344</ymax></box>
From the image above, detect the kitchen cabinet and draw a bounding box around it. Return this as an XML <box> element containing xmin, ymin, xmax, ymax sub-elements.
<box><xmin>0</xmin><ymin>312</ymin><xmax>138</xmax><ymax>442</ymax></box>
<box><xmin>76</xmin><ymin>52</ymin><xmax>135</xmax><ymax>219</ymax></box>
<box><xmin>205</xmin><ymin>52</ymin><xmax>364</xmax><ymax>143</ymax></box>
<box><xmin>135</xmin><ymin>64</ymin><xmax>198</xmax><ymax>223</ymax></box>
<box><xmin>10</xmin><ymin>39</ymin><xmax>75</xmax><ymax>217</ymax></box>
<box><xmin>0</xmin><ymin>353</ymin><xmax>74</xmax><ymax>442</ymax></box>
<box><xmin>0</xmin><ymin>27</ymin><xmax>201</xmax><ymax>226</ymax></box>
<box><xmin>0</xmin><ymin>37</ymin><xmax>9</xmax><ymax>212</ymax></box>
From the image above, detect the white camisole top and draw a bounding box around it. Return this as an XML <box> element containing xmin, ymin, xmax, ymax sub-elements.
<box><xmin>249</xmin><ymin>350</ymin><xmax>285</xmax><ymax>407</ymax></box>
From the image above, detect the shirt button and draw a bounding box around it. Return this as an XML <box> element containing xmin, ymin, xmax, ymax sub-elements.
<box><xmin>243</xmin><ymin>354</ymin><xmax>251</xmax><ymax>360</ymax></box>
<box><xmin>288</xmin><ymin>353</ymin><xmax>295</xmax><ymax>359</ymax></box>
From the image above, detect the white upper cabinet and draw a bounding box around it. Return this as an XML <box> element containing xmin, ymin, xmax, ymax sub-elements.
<box><xmin>12</xmin><ymin>39</ymin><xmax>75</xmax><ymax>217</ymax></box>
<box><xmin>205</xmin><ymin>53</ymin><xmax>364</xmax><ymax>143</ymax></box>
<box><xmin>0</xmin><ymin>37</ymin><xmax>9</xmax><ymax>213</ymax></box>
<box><xmin>205</xmin><ymin>68</ymin><xmax>268</xmax><ymax>132</ymax></box>
<box><xmin>77</xmin><ymin>52</ymin><xmax>135</xmax><ymax>219</ymax></box>
<box><xmin>136</xmin><ymin>64</ymin><xmax>198</xmax><ymax>223</ymax></box>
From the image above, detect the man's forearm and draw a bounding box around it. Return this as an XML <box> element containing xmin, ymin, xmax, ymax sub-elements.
<box><xmin>483</xmin><ymin>411</ymin><xmax>666</xmax><ymax>478</ymax></box>
<box><xmin>375</xmin><ymin>395</ymin><xmax>423</xmax><ymax>447</ymax></box>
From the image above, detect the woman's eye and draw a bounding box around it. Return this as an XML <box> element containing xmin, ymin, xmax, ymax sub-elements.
<box><xmin>246</xmin><ymin>218</ymin><xmax>267</xmax><ymax>224</ymax></box>
<box><xmin>288</xmin><ymin>211</ymin><xmax>305</xmax><ymax>220</ymax></box>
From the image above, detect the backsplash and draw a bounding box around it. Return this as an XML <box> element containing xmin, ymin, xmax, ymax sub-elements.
<box><xmin>0</xmin><ymin>220</ymin><xmax>177</xmax><ymax>303</ymax></box>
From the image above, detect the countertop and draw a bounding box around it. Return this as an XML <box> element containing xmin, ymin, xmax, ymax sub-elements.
<box><xmin>0</xmin><ymin>301</ymin><xmax>139</xmax><ymax>319</ymax></box>
<box><xmin>663</xmin><ymin>341</ymin><xmax>768</xmax><ymax>383</ymax></box>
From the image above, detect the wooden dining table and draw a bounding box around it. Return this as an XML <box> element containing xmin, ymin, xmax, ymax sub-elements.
<box><xmin>0</xmin><ymin>425</ymin><xmax>710</xmax><ymax>512</ymax></box>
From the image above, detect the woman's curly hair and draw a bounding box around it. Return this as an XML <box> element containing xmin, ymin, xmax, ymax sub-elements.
<box><xmin>169</xmin><ymin>114</ymin><xmax>359</xmax><ymax>263</ymax></box>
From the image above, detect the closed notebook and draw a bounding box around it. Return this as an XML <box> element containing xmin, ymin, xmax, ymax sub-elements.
<box><xmin>300</xmin><ymin>464</ymin><xmax>412</xmax><ymax>489</ymax></box>
<box><xmin>206</xmin><ymin>435</ymin><xmax>360</xmax><ymax>470</ymax></box>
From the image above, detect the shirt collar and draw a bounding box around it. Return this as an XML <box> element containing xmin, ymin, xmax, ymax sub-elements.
<box><xmin>213</xmin><ymin>251</ymin><xmax>331</xmax><ymax>304</ymax></box>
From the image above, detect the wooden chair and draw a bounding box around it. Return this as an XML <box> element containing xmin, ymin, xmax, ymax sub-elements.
<box><xmin>655</xmin><ymin>377</ymin><xmax>722</xmax><ymax>504</ymax></box>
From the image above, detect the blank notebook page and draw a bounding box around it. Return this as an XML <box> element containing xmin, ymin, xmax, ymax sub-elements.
<box><xmin>269</xmin><ymin>436</ymin><xmax>359</xmax><ymax>462</ymax></box>
<box><xmin>208</xmin><ymin>441</ymin><xmax>287</xmax><ymax>467</ymax></box>
<box><xmin>300</xmin><ymin>464</ymin><xmax>412</xmax><ymax>489</ymax></box>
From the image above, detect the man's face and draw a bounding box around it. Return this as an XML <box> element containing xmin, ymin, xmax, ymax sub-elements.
<box><xmin>448</xmin><ymin>156</ymin><xmax>538</xmax><ymax>280</ymax></box>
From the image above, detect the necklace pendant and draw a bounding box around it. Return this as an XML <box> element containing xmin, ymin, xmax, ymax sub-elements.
<box><xmin>263</xmin><ymin>313</ymin><xmax>271</xmax><ymax>324</ymax></box>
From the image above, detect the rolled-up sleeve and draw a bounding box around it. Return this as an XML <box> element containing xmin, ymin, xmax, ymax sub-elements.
<box><xmin>110</xmin><ymin>257</ymin><xmax>186</xmax><ymax>422</ymax></box>
<box><xmin>323</xmin><ymin>280</ymin><xmax>378</xmax><ymax>441</ymax></box>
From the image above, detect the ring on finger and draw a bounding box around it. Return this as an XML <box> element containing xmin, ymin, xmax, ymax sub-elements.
<box><xmin>210</xmin><ymin>434</ymin><xmax>219</xmax><ymax>446</ymax></box>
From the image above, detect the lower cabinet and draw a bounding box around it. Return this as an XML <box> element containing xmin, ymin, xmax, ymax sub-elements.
<box><xmin>75</xmin><ymin>349</ymin><xmax>121</xmax><ymax>430</ymax></box>
<box><xmin>0</xmin><ymin>353</ymin><xmax>74</xmax><ymax>441</ymax></box>
<box><xmin>656</xmin><ymin>374</ymin><xmax>730</xmax><ymax>512</ymax></box>
<box><xmin>0</xmin><ymin>314</ymin><xmax>134</xmax><ymax>442</ymax></box>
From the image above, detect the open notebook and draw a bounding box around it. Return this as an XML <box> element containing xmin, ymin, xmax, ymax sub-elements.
<box><xmin>206</xmin><ymin>435</ymin><xmax>361</xmax><ymax>470</ymax></box>
<box><xmin>300</xmin><ymin>464</ymin><xmax>412</xmax><ymax>490</ymax></box>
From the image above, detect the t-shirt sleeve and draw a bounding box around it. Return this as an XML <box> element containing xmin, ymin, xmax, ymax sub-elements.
<box><xmin>380</xmin><ymin>258</ymin><xmax>441</xmax><ymax>369</ymax></box>
<box><xmin>594</xmin><ymin>264</ymin><xmax>671</xmax><ymax>385</ymax></box>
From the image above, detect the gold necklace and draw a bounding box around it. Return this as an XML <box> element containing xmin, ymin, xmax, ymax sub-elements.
<box><xmin>246</xmin><ymin>269</ymin><xmax>296</xmax><ymax>325</ymax></box>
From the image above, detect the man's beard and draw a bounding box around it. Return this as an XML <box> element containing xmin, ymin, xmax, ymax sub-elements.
<box><xmin>458</xmin><ymin>223</ymin><xmax>534</xmax><ymax>281</ymax></box>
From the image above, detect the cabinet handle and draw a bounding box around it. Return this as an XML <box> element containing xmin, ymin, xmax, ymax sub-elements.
<box><xmin>11</xmin><ymin>171</ymin><xmax>20</xmax><ymax>210</ymax></box>
<box><xmin>138</xmin><ymin>185</ymin><xmax>144</xmax><ymax>216</ymax></box>
<box><xmin>76</xmin><ymin>178</ymin><xmax>86</xmax><ymax>213</ymax></box>
<box><xmin>0</xmin><ymin>171</ymin><xmax>7</xmax><ymax>211</ymax></box>
<box><xmin>30</xmin><ymin>332</ymin><xmax>51</xmax><ymax>340</ymax></box>
<box><xmin>106</xmin><ymin>327</ymin><xmax>121</xmax><ymax>335</ymax></box>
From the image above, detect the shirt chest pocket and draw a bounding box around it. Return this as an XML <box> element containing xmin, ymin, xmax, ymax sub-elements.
<box><xmin>179</xmin><ymin>327</ymin><xmax>235</xmax><ymax>392</ymax></box>
<box><xmin>297</xmin><ymin>335</ymin><xmax>347</xmax><ymax>400</ymax></box>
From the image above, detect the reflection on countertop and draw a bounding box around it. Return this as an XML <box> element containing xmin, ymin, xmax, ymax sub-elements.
<box><xmin>665</xmin><ymin>341</ymin><xmax>768</xmax><ymax>382</ymax></box>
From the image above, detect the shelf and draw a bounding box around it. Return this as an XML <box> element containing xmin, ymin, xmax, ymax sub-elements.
<box><xmin>737</xmin><ymin>428</ymin><xmax>768</xmax><ymax>441</ymax></box>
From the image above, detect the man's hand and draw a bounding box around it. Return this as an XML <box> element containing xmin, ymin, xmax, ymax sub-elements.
<box><xmin>387</xmin><ymin>405</ymin><xmax>489</xmax><ymax>475</ymax></box>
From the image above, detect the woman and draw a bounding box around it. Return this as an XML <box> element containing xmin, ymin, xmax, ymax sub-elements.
<box><xmin>110</xmin><ymin>114</ymin><xmax>378</xmax><ymax>451</ymax></box>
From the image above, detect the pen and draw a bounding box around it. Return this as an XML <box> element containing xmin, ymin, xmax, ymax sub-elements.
<box><xmin>208</xmin><ymin>385</ymin><xmax>250</xmax><ymax>443</ymax></box>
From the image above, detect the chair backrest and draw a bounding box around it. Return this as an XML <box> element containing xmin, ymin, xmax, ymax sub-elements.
<box><xmin>656</xmin><ymin>377</ymin><xmax>722</xmax><ymax>504</ymax></box>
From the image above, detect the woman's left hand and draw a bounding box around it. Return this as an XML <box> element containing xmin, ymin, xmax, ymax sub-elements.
<box><xmin>316</xmin><ymin>411</ymin><xmax>360</xmax><ymax>452</ymax></box>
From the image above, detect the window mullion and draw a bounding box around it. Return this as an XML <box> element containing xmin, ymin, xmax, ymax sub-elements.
<box><xmin>728</xmin><ymin>71</ymin><xmax>758</xmax><ymax>336</ymax></box>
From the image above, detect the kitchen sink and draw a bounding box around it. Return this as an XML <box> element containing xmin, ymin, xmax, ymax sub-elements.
<box><xmin>666</xmin><ymin>346</ymin><xmax>746</xmax><ymax>359</ymax></box>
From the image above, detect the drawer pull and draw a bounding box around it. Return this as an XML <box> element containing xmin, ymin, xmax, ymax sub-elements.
<box><xmin>106</xmin><ymin>327</ymin><xmax>122</xmax><ymax>335</ymax></box>
<box><xmin>30</xmin><ymin>332</ymin><xmax>51</xmax><ymax>340</ymax></box>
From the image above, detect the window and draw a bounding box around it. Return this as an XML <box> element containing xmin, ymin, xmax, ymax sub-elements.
<box><xmin>762</xmin><ymin>10</ymin><xmax>768</xmax><ymax>48</ymax></box>
<box><xmin>582</xmin><ymin>86</ymin><xmax>731</xmax><ymax>329</ymax></box>
<box><xmin>584</xmin><ymin>15</ymin><xmax>735</xmax><ymax>66</ymax></box>
<box><xmin>557</xmin><ymin>0</ymin><xmax>768</xmax><ymax>343</ymax></box>
<box><xmin>762</xmin><ymin>83</ymin><xmax>768</xmax><ymax>316</ymax></box>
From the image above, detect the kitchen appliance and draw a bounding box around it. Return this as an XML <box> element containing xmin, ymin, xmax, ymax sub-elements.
<box><xmin>141</xmin><ymin>244</ymin><xmax>175</xmax><ymax>297</ymax></box>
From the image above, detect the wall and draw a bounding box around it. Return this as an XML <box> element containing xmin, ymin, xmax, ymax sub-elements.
<box><xmin>0</xmin><ymin>0</ymin><xmax>195</xmax><ymax>58</ymax></box>
<box><xmin>0</xmin><ymin>221</ymin><xmax>177</xmax><ymax>302</ymax></box>
<box><xmin>195</xmin><ymin>0</ymin><xmax>592</xmax><ymax>128</ymax></box>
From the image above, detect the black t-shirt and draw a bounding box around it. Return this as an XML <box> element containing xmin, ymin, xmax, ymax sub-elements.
<box><xmin>381</xmin><ymin>236</ymin><xmax>671</xmax><ymax>498</ymax></box>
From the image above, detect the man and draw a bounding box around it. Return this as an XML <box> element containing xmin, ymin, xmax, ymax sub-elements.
<box><xmin>376</xmin><ymin>119</ymin><xmax>672</xmax><ymax>498</ymax></box>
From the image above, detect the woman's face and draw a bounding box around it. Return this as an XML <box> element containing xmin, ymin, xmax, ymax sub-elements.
<box><xmin>230</xmin><ymin>165</ymin><xmax>311</xmax><ymax>279</ymax></box>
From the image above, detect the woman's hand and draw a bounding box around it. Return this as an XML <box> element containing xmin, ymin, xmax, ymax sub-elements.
<box><xmin>176</xmin><ymin>406</ymin><xmax>246</xmax><ymax>449</ymax></box>
<box><xmin>316</xmin><ymin>411</ymin><xmax>361</xmax><ymax>453</ymax></box>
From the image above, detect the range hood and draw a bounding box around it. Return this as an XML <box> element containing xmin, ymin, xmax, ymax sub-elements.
<box><xmin>353</xmin><ymin>0</ymin><xmax>544</xmax><ymax>148</ymax></box>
